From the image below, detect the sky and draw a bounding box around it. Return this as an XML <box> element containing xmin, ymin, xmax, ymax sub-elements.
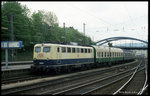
<box><xmin>19</xmin><ymin>1</ymin><xmax>148</xmax><ymax>42</ymax></box>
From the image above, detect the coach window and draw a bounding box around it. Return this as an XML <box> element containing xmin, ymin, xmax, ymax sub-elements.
<box><xmin>62</xmin><ymin>47</ymin><xmax>66</xmax><ymax>53</ymax></box>
<box><xmin>35</xmin><ymin>47</ymin><xmax>41</xmax><ymax>53</ymax></box>
<box><xmin>43</xmin><ymin>47</ymin><xmax>50</xmax><ymax>52</ymax></box>
<box><xmin>72</xmin><ymin>48</ymin><xmax>76</xmax><ymax>53</ymax></box>
<box><xmin>81</xmin><ymin>48</ymin><xmax>84</xmax><ymax>53</ymax></box>
<box><xmin>97</xmin><ymin>52</ymin><xmax>99</xmax><ymax>57</ymax></box>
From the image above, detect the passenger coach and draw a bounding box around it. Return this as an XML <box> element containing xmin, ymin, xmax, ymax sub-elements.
<box><xmin>92</xmin><ymin>45</ymin><xmax>124</xmax><ymax>66</ymax></box>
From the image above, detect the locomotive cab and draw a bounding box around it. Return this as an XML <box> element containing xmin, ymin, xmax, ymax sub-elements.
<box><xmin>33</xmin><ymin>44</ymin><xmax>51</xmax><ymax>60</ymax></box>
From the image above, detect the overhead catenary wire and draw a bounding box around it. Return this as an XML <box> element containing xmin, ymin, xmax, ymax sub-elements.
<box><xmin>70</xmin><ymin>3</ymin><xmax>147</xmax><ymax>34</ymax></box>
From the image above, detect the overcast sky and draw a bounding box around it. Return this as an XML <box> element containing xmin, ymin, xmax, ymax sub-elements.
<box><xmin>19</xmin><ymin>1</ymin><xmax>148</xmax><ymax>42</ymax></box>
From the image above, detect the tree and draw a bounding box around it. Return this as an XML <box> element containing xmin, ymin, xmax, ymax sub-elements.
<box><xmin>2</xmin><ymin>1</ymin><xmax>32</xmax><ymax>49</ymax></box>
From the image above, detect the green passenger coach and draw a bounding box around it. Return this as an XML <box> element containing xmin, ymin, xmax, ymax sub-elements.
<box><xmin>92</xmin><ymin>45</ymin><xmax>124</xmax><ymax>66</ymax></box>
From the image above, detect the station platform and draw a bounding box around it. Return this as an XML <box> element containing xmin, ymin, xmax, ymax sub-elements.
<box><xmin>2</xmin><ymin>61</ymin><xmax>33</xmax><ymax>64</ymax></box>
<box><xmin>1</xmin><ymin>64</ymin><xmax>32</xmax><ymax>71</ymax></box>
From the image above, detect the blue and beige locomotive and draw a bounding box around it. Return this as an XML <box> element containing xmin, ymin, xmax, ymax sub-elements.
<box><xmin>31</xmin><ymin>43</ymin><xmax>135</xmax><ymax>74</ymax></box>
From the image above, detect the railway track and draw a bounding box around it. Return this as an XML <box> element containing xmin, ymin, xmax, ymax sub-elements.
<box><xmin>84</xmin><ymin>59</ymin><xmax>147</xmax><ymax>95</ymax></box>
<box><xmin>2</xmin><ymin>59</ymin><xmax>140</xmax><ymax>95</ymax></box>
<box><xmin>1</xmin><ymin>60</ymin><xmax>137</xmax><ymax>84</ymax></box>
<box><xmin>53</xmin><ymin>64</ymin><xmax>145</xmax><ymax>95</ymax></box>
<box><xmin>2</xmin><ymin>74</ymin><xmax>42</xmax><ymax>84</ymax></box>
<box><xmin>113</xmin><ymin>60</ymin><xmax>148</xmax><ymax>95</ymax></box>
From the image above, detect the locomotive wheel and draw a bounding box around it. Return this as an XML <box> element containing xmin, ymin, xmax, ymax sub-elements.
<box><xmin>55</xmin><ymin>67</ymin><xmax>61</xmax><ymax>74</ymax></box>
<box><xmin>67</xmin><ymin>66</ymin><xmax>72</xmax><ymax>73</ymax></box>
<box><xmin>45</xmin><ymin>68</ymin><xmax>50</xmax><ymax>74</ymax></box>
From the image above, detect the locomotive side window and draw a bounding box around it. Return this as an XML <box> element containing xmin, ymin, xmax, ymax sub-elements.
<box><xmin>81</xmin><ymin>48</ymin><xmax>84</xmax><ymax>53</ymax></box>
<box><xmin>62</xmin><ymin>47</ymin><xmax>66</xmax><ymax>53</ymax></box>
<box><xmin>43</xmin><ymin>47</ymin><xmax>50</xmax><ymax>52</ymax></box>
<box><xmin>35</xmin><ymin>47</ymin><xmax>41</xmax><ymax>52</ymax></box>
<box><xmin>72</xmin><ymin>48</ymin><xmax>76</xmax><ymax>53</ymax></box>
<box><xmin>77</xmin><ymin>48</ymin><xmax>80</xmax><ymax>53</ymax></box>
<box><xmin>88</xmin><ymin>49</ymin><xmax>90</xmax><ymax>53</ymax></box>
<box><xmin>57</xmin><ymin>47</ymin><xmax>59</xmax><ymax>52</ymax></box>
<box><xmin>67</xmin><ymin>47</ymin><xmax>71</xmax><ymax>53</ymax></box>
<box><xmin>85</xmin><ymin>49</ymin><xmax>87</xmax><ymax>53</ymax></box>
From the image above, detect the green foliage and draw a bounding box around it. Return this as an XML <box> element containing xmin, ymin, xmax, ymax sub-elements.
<box><xmin>2</xmin><ymin>1</ymin><xmax>94</xmax><ymax>52</ymax></box>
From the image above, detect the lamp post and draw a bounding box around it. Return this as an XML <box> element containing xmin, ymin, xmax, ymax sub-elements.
<box><xmin>10</xmin><ymin>13</ymin><xmax>14</xmax><ymax>61</ymax></box>
<box><xmin>63</xmin><ymin>22</ymin><xmax>66</xmax><ymax>43</ymax></box>
<box><xmin>83</xmin><ymin>23</ymin><xmax>86</xmax><ymax>45</ymax></box>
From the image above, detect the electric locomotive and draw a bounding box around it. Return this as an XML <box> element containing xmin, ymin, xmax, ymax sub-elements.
<box><xmin>31</xmin><ymin>43</ymin><xmax>94</xmax><ymax>73</ymax></box>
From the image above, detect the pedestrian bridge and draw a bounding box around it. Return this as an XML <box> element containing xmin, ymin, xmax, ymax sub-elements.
<box><xmin>95</xmin><ymin>36</ymin><xmax>148</xmax><ymax>50</ymax></box>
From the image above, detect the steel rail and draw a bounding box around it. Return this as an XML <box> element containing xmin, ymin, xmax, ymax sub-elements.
<box><xmin>52</xmin><ymin>67</ymin><xmax>138</xmax><ymax>95</ymax></box>
<box><xmin>113</xmin><ymin>60</ymin><xmax>144</xmax><ymax>95</ymax></box>
<box><xmin>137</xmin><ymin>63</ymin><xmax>148</xmax><ymax>95</ymax></box>
<box><xmin>52</xmin><ymin>60</ymin><xmax>143</xmax><ymax>95</ymax></box>
<box><xmin>81</xmin><ymin>66</ymin><xmax>145</xmax><ymax>95</ymax></box>
<box><xmin>2</xmin><ymin>60</ymin><xmax>138</xmax><ymax>95</ymax></box>
<box><xmin>2</xmin><ymin>75</ymin><xmax>39</xmax><ymax>84</ymax></box>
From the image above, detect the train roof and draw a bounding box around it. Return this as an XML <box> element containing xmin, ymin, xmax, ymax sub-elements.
<box><xmin>34</xmin><ymin>43</ymin><xmax>93</xmax><ymax>49</ymax></box>
<box><xmin>92</xmin><ymin>45</ymin><xmax>123</xmax><ymax>52</ymax></box>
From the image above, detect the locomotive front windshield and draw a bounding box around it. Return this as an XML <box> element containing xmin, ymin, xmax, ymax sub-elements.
<box><xmin>43</xmin><ymin>47</ymin><xmax>51</xmax><ymax>52</ymax></box>
<box><xmin>35</xmin><ymin>47</ymin><xmax>41</xmax><ymax>52</ymax></box>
